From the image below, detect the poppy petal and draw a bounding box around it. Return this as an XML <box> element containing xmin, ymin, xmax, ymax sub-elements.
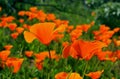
<box><xmin>24</xmin><ymin>31</ymin><xmax>36</xmax><ymax>43</ymax></box>
<box><xmin>30</xmin><ymin>22</ymin><xmax>55</xmax><ymax>45</ymax></box>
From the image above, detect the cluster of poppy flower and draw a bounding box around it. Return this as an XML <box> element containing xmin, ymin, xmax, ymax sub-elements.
<box><xmin>0</xmin><ymin>6</ymin><xmax>120</xmax><ymax>79</ymax></box>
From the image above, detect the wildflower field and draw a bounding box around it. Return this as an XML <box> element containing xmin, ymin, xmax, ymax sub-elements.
<box><xmin>0</xmin><ymin>2</ymin><xmax>120</xmax><ymax>79</ymax></box>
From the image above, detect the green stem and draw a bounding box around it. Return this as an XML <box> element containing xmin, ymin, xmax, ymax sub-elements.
<box><xmin>82</xmin><ymin>61</ymin><xmax>88</xmax><ymax>78</ymax></box>
<box><xmin>94</xmin><ymin>60</ymin><xmax>100</xmax><ymax>71</ymax></box>
<box><xmin>47</xmin><ymin>46</ymin><xmax>51</xmax><ymax>60</ymax></box>
<box><xmin>47</xmin><ymin>45</ymin><xmax>51</xmax><ymax>79</ymax></box>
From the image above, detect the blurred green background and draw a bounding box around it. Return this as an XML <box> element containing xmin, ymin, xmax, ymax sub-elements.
<box><xmin>1</xmin><ymin>0</ymin><xmax>120</xmax><ymax>28</ymax></box>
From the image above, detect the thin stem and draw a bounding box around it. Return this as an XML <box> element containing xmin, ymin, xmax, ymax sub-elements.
<box><xmin>47</xmin><ymin>46</ymin><xmax>51</xmax><ymax>60</ymax></box>
<box><xmin>94</xmin><ymin>60</ymin><xmax>100</xmax><ymax>71</ymax></box>
<box><xmin>82</xmin><ymin>61</ymin><xmax>88</xmax><ymax>78</ymax></box>
<box><xmin>47</xmin><ymin>45</ymin><xmax>51</xmax><ymax>79</ymax></box>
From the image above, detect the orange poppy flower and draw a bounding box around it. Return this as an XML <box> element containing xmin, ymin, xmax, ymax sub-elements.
<box><xmin>81</xmin><ymin>24</ymin><xmax>91</xmax><ymax>32</ymax></box>
<box><xmin>18</xmin><ymin>11</ymin><xmax>26</xmax><ymax>16</ymax></box>
<box><xmin>68</xmin><ymin>73</ymin><xmax>83</xmax><ymax>79</ymax></box>
<box><xmin>36</xmin><ymin>10</ymin><xmax>47</xmax><ymax>22</ymax></box>
<box><xmin>0</xmin><ymin>50</ymin><xmax>10</xmax><ymax>61</ymax></box>
<box><xmin>35</xmin><ymin>59</ymin><xmax>43</xmax><ymax>70</ymax></box>
<box><xmin>16</xmin><ymin>27</ymin><xmax>24</xmax><ymax>34</ymax></box>
<box><xmin>24</xmin><ymin>22</ymin><xmax>65</xmax><ymax>45</ymax></box>
<box><xmin>4</xmin><ymin>45</ymin><xmax>13</xmax><ymax>50</ymax></box>
<box><xmin>7</xmin><ymin>23</ymin><xmax>17</xmax><ymax>31</ymax></box>
<box><xmin>22</xmin><ymin>24</ymin><xmax>31</xmax><ymax>30</ymax></box>
<box><xmin>11</xmin><ymin>32</ymin><xmax>19</xmax><ymax>39</ymax></box>
<box><xmin>86</xmin><ymin>70</ymin><xmax>104</xmax><ymax>79</ymax></box>
<box><xmin>19</xmin><ymin>19</ymin><xmax>24</xmax><ymax>23</ymax></box>
<box><xmin>62</xmin><ymin>44</ymin><xmax>78</xmax><ymax>59</ymax></box>
<box><xmin>70</xmin><ymin>29</ymin><xmax>83</xmax><ymax>42</ymax></box>
<box><xmin>25</xmin><ymin>51</ymin><xmax>33</xmax><ymax>57</ymax></box>
<box><xmin>113</xmin><ymin>38</ymin><xmax>120</xmax><ymax>46</ymax></box>
<box><xmin>62</xmin><ymin>41</ymin><xmax>69</xmax><ymax>47</ymax></box>
<box><xmin>34</xmin><ymin>50</ymin><xmax>59</xmax><ymax>61</ymax></box>
<box><xmin>55</xmin><ymin>72</ymin><xmax>68</xmax><ymax>79</ymax></box>
<box><xmin>67</xmin><ymin>25</ymin><xmax>74</xmax><ymax>33</ymax></box>
<box><xmin>47</xmin><ymin>13</ymin><xmax>56</xmax><ymax>21</ymax></box>
<box><xmin>55</xmin><ymin>72</ymin><xmax>83</xmax><ymax>79</ymax></box>
<box><xmin>6</xmin><ymin>58</ymin><xmax>24</xmax><ymax>73</ymax></box>
<box><xmin>29</xmin><ymin>7</ymin><xmax>38</xmax><ymax>13</ymax></box>
<box><xmin>116</xmin><ymin>50</ymin><xmax>120</xmax><ymax>59</ymax></box>
<box><xmin>63</xmin><ymin>40</ymin><xmax>107</xmax><ymax>60</ymax></box>
<box><xmin>53</xmin><ymin>19</ymin><xmax>62</xmax><ymax>26</ymax></box>
<box><xmin>113</xmin><ymin>27</ymin><xmax>119</xmax><ymax>33</ymax></box>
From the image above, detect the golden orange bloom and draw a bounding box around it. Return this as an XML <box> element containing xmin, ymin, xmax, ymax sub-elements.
<box><xmin>54</xmin><ymin>19</ymin><xmax>62</xmax><ymax>26</ymax></box>
<box><xmin>0</xmin><ymin>16</ymin><xmax>15</xmax><ymax>23</ymax></box>
<box><xmin>81</xmin><ymin>24</ymin><xmax>91</xmax><ymax>32</ymax></box>
<box><xmin>4</xmin><ymin>45</ymin><xmax>13</xmax><ymax>50</ymax></box>
<box><xmin>55</xmin><ymin>72</ymin><xmax>68</xmax><ymax>79</ymax></box>
<box><xmin>36</xmin><ymin>10</ymin><xmax>47</xmax><ymax>22</ymax></box>
<box><xmin>16</xmin><ymin>27</ymin><xmax>24</xmax><ymax>34</ymax></box>
<box><xmin>25</xmin><ymin>51</ymin><xmax>33</xmax><ymax>57</ymax></box>
<box><xmin>67</xmin><ymin>25</ymin><xmax>74</xmax><ymax>33</ymax></box>
<box><xmin>6</xmin><ymin>58</ymin><xmax>24</xmax><ymax>73</ymax></box>
<box><xmin>22</xmin><ymin>24</ymin><xmax>31</xmax><ymax>30</ymax></box>
<box><xmin>24</xmin><ymin>22</ymin><xmax>65</xmax><ymax>45</ymax></box>
<box><xmin>0</xmin><ymin>50</ymin><xmax>10</xmax><ymax>61</ymax></box>
<box><xmin>11</xmin><ymin>32</ymin><xmax>19</xmax><ymax>39</ymax></box>
<box><xmin>86</xmin><ymin>70</ymin><xmax>104</xmax><ymax>79</ymax></box>
<box><xmin>25</xmin><ymin>11</ymin><xmax>37</xmax><ymax>20</ymax></box>
<box><xmin>47</xmin><ymin>13</ymin><xmax>56</xmax><ymax>21</ymax></box>
<box><xmin>19</xmin><ymin>19</ymin><xmax>24</xmax><ymax>23</ymax></box>
<box><xmin>29</xmin><ymin>7</ymin><xmax>38</xmax><ymax>13</ymax></box>
<box><xmin>116</xmin><ymin>50</ymin><xmax>120</xmax><ymax>59</ymax></box>
<box><xmin>70</xmin><ymin>28</ymin><xmax>83</xmax><ymax>42</ymax></box>
<box><xmin>93</xmin><ymin>25</ymin><xmax>115</xmax><ymax>45</ymax></box>
<box><xmin>55</xmin><ymin>72</ymin><xmax>82</xmax><ymax>79</ymax></box>
<box><xmin>113</xmin><ymin>27</ymin><xmax>120</xmax><ymax>33</ymax></box>
<box><xmin>62</xmin><ymin>41</ymin><xmax>69</xmax><ymax>47</ymax></box>
<box><xmin>18</xmin><ymin>11</ymin><xmax>26</xmax><ymax>16</ymax></box>
<box><xmin>35</xmin><ymin>50</ymin><xmax>59</xmax><ymax>61</ymax></box>
<box><xmin>68</xmin><ymin>73</ymin><xmax>83</xmax><ymax>79</ymax></box>
<box><xmin>35</xmin><ymin>59</ymin><xmax>43</xmax><ymax>70</ymax></box>
<box><xmin>63</xmin><ymin>40</ymin><xmax>107</xmax><ymax>60</ymax></box>
<box><xmin>7</xmin><ymin>23</ymin><xmax>17</xmax><ymax>31</ymax></box>
<box><xmin>113</xmin><ymin>38</ymin><xmax>120</xmax><ymax>46</ymax></box>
